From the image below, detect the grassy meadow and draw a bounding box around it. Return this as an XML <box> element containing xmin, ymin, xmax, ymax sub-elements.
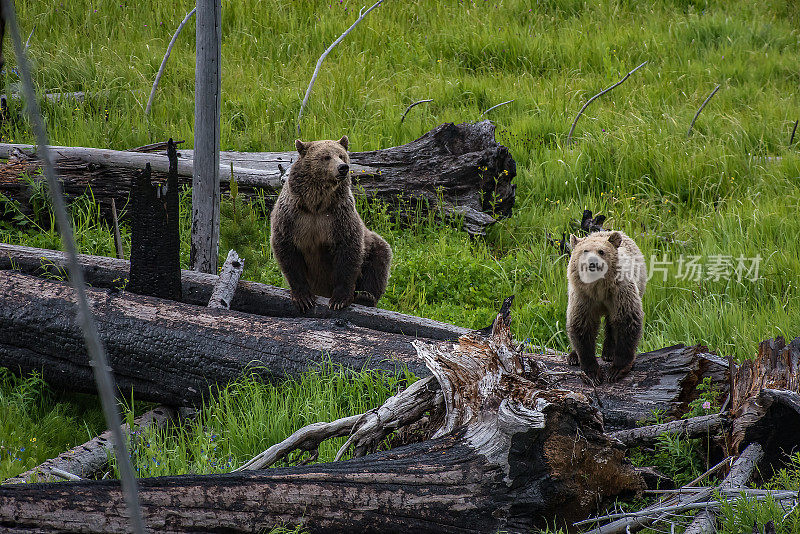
<box><xmin>1</xmin><ymin>0</ymin><xmax>799</xmax><ymax>531</ymax></box>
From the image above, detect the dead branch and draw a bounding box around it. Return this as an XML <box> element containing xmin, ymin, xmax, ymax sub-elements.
<box><xmin>207</xmin><ymin>249</ymin><xmax>243</xmax><ymax>309</ymax></box>
<box><xmin>567</xmin><ymin>60</ymin><xmax>648</xmax><ymax>144</ymax></box>
<box><xmin>296</xmin><ymin>0</ymin><xmax>384</xmax><ymax>136</ymax></box>
<box><xmin>480</xmin><ymin>99</ymin><xmax>514</xmax><ymax>117</ymax></box>
<box><xmin>687</xmin><ymin>84</ymin><xmax>721</xmax><ymax>138</ymax></box>
<box><xmin>145</xmin><ymin>7</ymin><xmax>196</xmax><ymax>115</ymax></box>
<box><xmin>400</xmin><ymin>98</ymin><xmax>433</xmax><ymax>123</ymax></box>
<box><xmin>611</xmin><ymin>413</ymin><xmax>727</xmax><ymax>447</ymax></box>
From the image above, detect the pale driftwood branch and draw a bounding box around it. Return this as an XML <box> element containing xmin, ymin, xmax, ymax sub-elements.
<box><xmin>334</xmin><ymin>375</ymin><xmax>442</xmax><ymax>461</ymax></box>
<box><xmin>610</xmin><ymin>413</ymin><xmax>726</xmax><ymax>446</ymax></box>
<box><xmin>480</xmin><ymin>99</ymin><xmax>514</xmax><ymax>117</ymax></box>
<box><xmin>566</xmin><ymin>60</ymin><xmax>648</xmax><ymax>144</ymax></box>
<box><xmin>110</xmin><ymin>198</ymin><xmax>124</xmax><ymax>260</ymax></box>
<box><xmin>207</xmin><ymin>249</ymin><xmax>243</xmax><ymax>309</ymax></box>
<box><xmin>683</xmin><ymin>442</ymin><xmax>765</xmax><ymax>534</ymax></box>
<box><xmin>296</xmin><ymin>0</ymin><xmax>383</xmax><ymax>136</ymax></box>
<box><xmin>145</xmin><ymin>7</ymin><xmax>196</xmax><ymax>115</ymax></box>
<box><xmin>48</xmin><ymin>468</ymin><xmax>81</xmax><ymax>481</ymax></box>
<box><xmin>687</xmin><ymin>84</ymin><xmax>721</xmax><ymax>138</ymax></box>
<box><xmin>234</xmin><ymin>414</ymin><xmax>362</xmax><ymax>471</ymax></box>
<box><xmin>2</xmin><ymin>406</ymin><xmax>178</xmax><ymax>484</ymax></box>
<box><xmin>400</xmin><ymin>98</ymin><xmax>433</xmax><ymax>123</ymax></box>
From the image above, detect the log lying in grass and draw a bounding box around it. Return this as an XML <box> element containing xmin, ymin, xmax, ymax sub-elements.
<box><xmin>0</xmin><ymin>247</ymin><xmax>729</xmax><ymax>425</ymax></box>
<box><xmin>0</xmin><ymin>121</ymin><xmax>516</xmax><ymax>235</ymax></box>
<box><xmin>0</xmin><ymin>304</ymin><xmax>643</xmax><ymax>533</ymax></box>
<box><xmin>0</xmin><ymin>242</ymin><xmax>469</xmax><ymax>341</ymax></box>
<box><xmin>0</xmin><ymin>269</ymin><xmax>430</xmax><ymax>405</ymax></box>
<box><xmin>610</xmin><ymin>412</ymin><xmax>728</xmax><ymax>447</ymax></box>
<box><xmin>2</xmin><ymin>406</ymin><xmax>177</xmax><ymax>484</ymax></box>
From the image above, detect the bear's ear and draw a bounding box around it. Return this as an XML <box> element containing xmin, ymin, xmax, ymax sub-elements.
<box><xmin>569</xmin><ymin>234</ymin><xmax>579</xmax><ymax>249</ymax></box>
<box><xmin>338</xmin><ymin>135</ymin><xmax>349</xmax><ymax>150</ymax></box>
<box><xmin>295</xmin><ymin>139</ymin><xmax>308</xmax><ymax>156</ymax></box>
<box><xmin>608</xmin><ymin>231</ymin><xmax>623</xmax><ymax>248</ymax></box>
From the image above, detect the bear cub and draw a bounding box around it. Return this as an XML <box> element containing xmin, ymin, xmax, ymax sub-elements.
<box><xmin>566</xmin><ymin>230</ymin><xmax>646</xmax><ymax>383</ymax></box>
<box><xmin>270</xmin><ymin>136</ymin><xmax>392</xmax><ymax>312</ymax></box>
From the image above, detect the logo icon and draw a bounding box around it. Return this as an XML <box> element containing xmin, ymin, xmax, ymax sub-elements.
<box><xmin>578</xmin><ymin>254</ymin><xmax>608</xmax><ymax>284</ymax></box>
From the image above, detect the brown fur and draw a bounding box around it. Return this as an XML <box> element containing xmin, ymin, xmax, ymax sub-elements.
<box><xmin>270</xmin><ymin>136</ymin><xmax>392</xmax><ymax>312</ymax></box>
<box><xmin>566</xmin><ymin>231</ymin><xmax>646</xmax><ymax>383</ymax></box>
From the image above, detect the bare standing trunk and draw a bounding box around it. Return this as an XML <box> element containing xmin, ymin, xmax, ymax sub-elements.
<box><xmin>191</xmin><ymin>0</ymin><xmax>222</xmax><ymax>274</ymax></box>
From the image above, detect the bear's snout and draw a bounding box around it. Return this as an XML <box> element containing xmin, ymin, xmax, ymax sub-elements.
<box><xmin>337</xmin><ymin>163</ymin><xmax>350</xmax><ymax>177</ymax></box>
<box><xmin>578</xmin><ymin>253</ymin><xmax>608</xmax><ymax>284</ymax></box>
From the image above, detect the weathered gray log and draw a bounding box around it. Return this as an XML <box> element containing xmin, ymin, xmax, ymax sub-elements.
<box><xmin>207</xmin><ymin>249</ymin><xmax>243</xmax><ymax>309</ymax></box>
<box><xmin>0</xmin><ymin>303</ymin><xmax>643</xmax><ymax>533</ymax></box>
<box><xmin>191</xmin><ymin>0</ymin><xmax>222</xmax><ymax>273</ymax></box>
<box><xmin>0</xmin><ymin>121</ymin><xmax>517</xmax><ymax>235</ymax></box>
<box><xmin>683</xmin><ymin>442</ymin><xmax>765</xmax><ymax>534</ymax></box>
<box><xmin>2</xmin><ymin>406</ymin><xmax>177</xmax><ymax>484</ymax></box>
<box><xmin>0</xmin><ymin>242</ymin><xmax>469</xmax><ymax>341</ymax></box>
<box><xmin>0</xmin><ymin>269</ymin><xmax>430</xmax><ymax>405</ymax></box>
<box><xmin>610</xmin><ymin>413</ymin><xmax>727</xmax><ymax>447</ymax></box>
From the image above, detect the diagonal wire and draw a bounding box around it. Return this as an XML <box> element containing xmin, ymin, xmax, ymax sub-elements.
<box><xmin>1</xmin><ymin>2</ymin><xmax>145</xmax><ymax>532</ymax></box>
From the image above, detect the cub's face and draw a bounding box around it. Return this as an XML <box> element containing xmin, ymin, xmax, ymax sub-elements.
<box><xmin>294</xmin><ymin>136</ymin><xmax>350</xmax><ymax>187</ymax></box>
<box><xmin>569</xmin><ymin>232</ymin><xmax>622</xmax><ymax>284</ymax></box>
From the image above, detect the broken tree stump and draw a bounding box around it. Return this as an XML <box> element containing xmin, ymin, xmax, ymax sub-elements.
<box><xmin>0</xmin><ymin>303</ymin><xmax>643</xmax><ymax>533</ymax></box>
<box><xmin>0</xmin><ymin>121</ymin><xmax>516</xmax><ymax>235</ymax></box>
<box><xmin>207</xmin><ymin>249</ymin><xmax>243</xmax><ymax>309</ymax></box>
<box><xmin>730</xmin><ymin>336</ymin><xmax>800</xmax><ymax>463</ymax></box>
<box><xmin>126</xmin><ymin>139</ymin><xmax>181</xmax><ymax>299</ymax></box>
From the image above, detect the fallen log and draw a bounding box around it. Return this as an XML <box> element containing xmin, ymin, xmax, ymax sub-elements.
<box><xmin>2</xmin><ymin>406</ymin><xmax>177</xmax><ymax>484</ymax></box>
<box><xmin>0</xmin><ymin>303</ymin><xmax>643</xmax><ymax>533</ymax></box>
<box><xmin>0</xmin><ymin>121</ymin><xmax>516</xmax><ymax>235</ymax></box>
<box><xmin>0</xmin><ymin>242</ymin><xmax>469</xmax><ymax>341</ymax></box>
<box><xmin>0</xmin><ymin>269</ymin><xmax>430</xmax><ymax>405</ymax></box>
<box><xmin>0</xmin><ymin>249</ymin><xmax>729</xmax><ymax>426</ymax></box>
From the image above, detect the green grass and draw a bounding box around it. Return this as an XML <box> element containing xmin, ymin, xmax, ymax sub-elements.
<box><xmin>0</xmin><ymin>369</ymin><xmax>106</xmax><ymax>480</ymax></box>
<box><xmin>114</xmin><ymin>363</ymin><xmax>415</xmax><ymax>478</ymax></box>
<box><xmin>0</xmin><ymin>0</ymin><xmax>799</xmax><ymax>530</ymax></box>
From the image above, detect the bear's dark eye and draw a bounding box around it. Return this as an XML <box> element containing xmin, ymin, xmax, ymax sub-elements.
<box><xmin>324</xmin><ymin>155</ymin><xmax>331</xmax><ymax>161</ymax></box>
<box><xmin>598</xmin><ymin>250</ymin><xmax>605</xmax><ymax>256</ymax></box>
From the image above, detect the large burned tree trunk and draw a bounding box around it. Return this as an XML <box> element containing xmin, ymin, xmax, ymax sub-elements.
<box><xmin>0</xmin><ymin>307</ymin><xmax>642</xmax><ymax>533</ymax></box>
<box><xmin>0</xmin><ymin>245</ymin><xmax>729</xmax><ymax>422</ymax></box>
<box><xmin>0</xmin><ymin>270</ymin><xmax>428</xmax><ymax>406</ymax></box>
<box><xmin>0</xmin><ymin>121</ymin><xmax>516</xmax><ymax>235</ymax></box>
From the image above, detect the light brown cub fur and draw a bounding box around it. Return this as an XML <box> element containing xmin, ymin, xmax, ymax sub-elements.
<box><xmin>270</xmin><ymin>136</ymin><xmax>392</xmax><ymax>312</ymax></box>
<box><xmin>566</xmin><ymin>230</ymin><xmax>646</xmax><ymax>383</ymax></box>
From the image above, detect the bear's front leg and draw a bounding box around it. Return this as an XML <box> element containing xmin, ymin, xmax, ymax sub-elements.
<box><xmin>601</xmin><ymin>320</ymin><xmax>616</xmax><ymax>362</ymax></box>
<box><xmin>329</xmin><ymin>222</ymin><xmax>364</xmax><ymax>311</ymax></box>
<box><xmin>567</xmin><ymin>306</ymin><xmax>602</xmax><ymax>385</ymax></box>
<box><xmin>607</xmin><ymin>307</ymin><xmax>643</xmax><ymax>382</ymax></box>
<box><xmin>272</xmin><ymin>232</ymin><xmax>316</xmax><ymax>313</ymax></box>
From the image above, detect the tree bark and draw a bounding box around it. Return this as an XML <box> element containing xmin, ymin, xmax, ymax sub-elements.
<box><xmin>0</xmin><ymin>303</ymin><xmax>643</xmax><ymax>533</ymax></box>
<box><xmin>730</xmin><ymin>336</ymin><xmax>800</xmax><ymax>459</ymax></box>
<box><xmin>207</xmin><ymin>249</ymin><xmax>243</xmax><ymax>309</ymax></box>
<box><xmin>0</xmin><ymin>121</ymin><xmax>517</xmax><ymax>235</ymax></box>
<box><xmin>0</xmin><ymin>269</ymin><xmax>429</xmax><ymax>406</ymax></box>
<box><xmin>0</xmin><ymin>242</ymin><xmax>470</xmax><ymax>341</ymax></box>
<box><xmin>610</xmin><ymin>413</ymin><xmax>727</xmax><ymax>447</ymax></box>
<box><xmin>2</xmin><ymin>406</ymin><xmax>177</xmax><ymax>484</ymax></box>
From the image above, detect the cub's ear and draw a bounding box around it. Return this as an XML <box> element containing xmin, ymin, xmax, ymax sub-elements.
<box><xmin>295</xmin><ymin>139</ymin><xmax>308</xmax><ymax>156</ymax></box>
<box><xmin>338</xmin><ymin>135</ymin><xmax>349</xmax><ymax>150</ymax></box>
<box><xmin>608</xmin><ymin>231</ymin><xmax>623</xmax><ymax>248</ymax></box>
<box><xmin>569</xmin><ymin>234</ymin><xmax>579</xmax><ymax>249</ymax></box>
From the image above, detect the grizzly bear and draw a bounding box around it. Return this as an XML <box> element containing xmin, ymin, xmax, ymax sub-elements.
<box><xmin>566</xmin><ymin>230</ymin><xmax>646</xmax><ymax>383</ymax></box>
<box><xmin>270</xmin><ymin>136</ymin><xmax>392</xmax><ymax>312</ymax></box>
